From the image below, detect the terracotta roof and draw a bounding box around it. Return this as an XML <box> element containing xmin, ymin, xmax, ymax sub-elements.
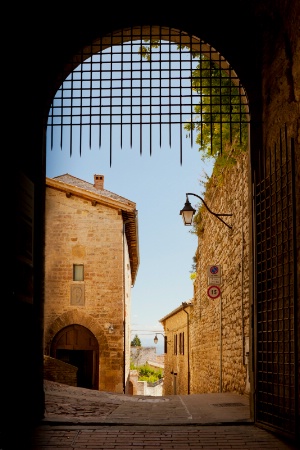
<box><xmin>52</xmin><ymin>173</ymin><xmax>136</xmax><ymax>207</ymax></box>
<box><xmin>159</xmin><ymin>299</ymin><xmax>193</xmax><ymax>323</ymax></box>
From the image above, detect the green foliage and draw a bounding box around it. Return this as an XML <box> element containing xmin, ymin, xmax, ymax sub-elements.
<box><xmin>138</xmin><ymin>40</ymin><xmax>248</xmax><ymax>161</ymax></box>
<box><xmin>183</xmin><ymin>55</ymin><xmax>248</xmax><ymax>159</ymax></box>
<box><xmin>138</xmin><ymin>39</ymin><xmax>160</xmax><ymax>61</ymax></box>
<box><xmin>131</xmin><ymin>362</ymin><xmax>163</xmax><ymax>382</ymax></box>
<box><xmin>131</xmin><ymin>334</ymin><xmax>142</xmax><ymax>347</ymax></box>
<box><xmin>138</xmin><ymin>363</ymin><xmax>163</xmax><ymax>382</ymax></box>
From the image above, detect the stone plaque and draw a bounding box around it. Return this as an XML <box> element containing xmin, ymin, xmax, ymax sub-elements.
<box><xmin>70</xmin><ymin>283</ymin><xmax>85</xmax><ymax>306</ymax></box>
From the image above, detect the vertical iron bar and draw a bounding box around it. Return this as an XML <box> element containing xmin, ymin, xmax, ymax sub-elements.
<box><xmin>283</xmin><ymin>125</ymin><xmax>292</xmax><ymax>423</ymax></box>
<box><xmin>60</xmin><ymin>73</ymin><xmax>64</xmax><ymax>149</ymax></box>
<box><xmin>270</xmin><ymin>134</ymin><xmax>283</xmax><ymax>412</ymax></box>
<box><xmin>149</xmin><ymin>25</ymin><xmax>152</xmax><ymax>156</ymax></box>
<box><xmin>139</xmin><ymin>28</ymin><xmax>143</xmax><ymax>156</ymax></box>
<box><xmin>159</xmin><ymin>28</ymin><xmax>162</xmax><ymax>147</ymax></box>
<box><xmin>79</xmin><ymin>45</ymin><xmax>83</xmax><ymax>156</ymax></box>
<box><xmin>239</xmin><ymin>82</ymin><xmax>243</xmax><ymax>145</ymax></box>
<box><xmin>99</xmin><ymin>38</ymin><xmax>102</xmax><ymax>148</ymax></box>
<box><xmin>89</xmin><ymin>49</ymin><xmax>92</xmax><ymax>149</ymax></box>
<box><xmin>109</xmin><ymin>34</ymin><xmax>113</xmax><ymax>166</ymax></box>
<box><xmin>49</xmin><ymin>104</ymin><xmax>54</xmax><ymax>150</ymax></box>
<box><xmin>70</xmin><ymin>69</ymin><xmax>74</xmax><ymax>156</ymax></box>
<box><xmin>168</xmin><ymin>30</ymin><xmax>171</xmax><ymax>148</ymax></box>
<box><xmin>180</xmin><ymin>31</ymin><xmax>183</xmax><ymax>165</ymax></box>
<box><xmin>290</xmin><ymin>132</ymin><xmax>298</xmax><ymax>435</ymax></box>
<box><xmin>209</xmin><ymin>46</ymin><xmax>213</xmax><ymax>154</ymax></box>
<box><xmin>200</xmin><ymin>40</ymin><xmax>203</xmax><ymax>148</ymax></box>
<box><xmin>120</xmin><ymin>35</ymin><xmax>124</xmax><ymax>149</ymax></box>
<box><xmin>189</xmin><ymin>34</ymin><xmax>193</xmax><ymax>147</ymax></box>
<box><xmin>229</xmin><ymin>66</ymin><xmax>233</xmax><ymax>146</ymax></box>
<box><xmin>219</xmin><ymin>51</ymin><xmax>223</xmax><ymax>154</ymax></box>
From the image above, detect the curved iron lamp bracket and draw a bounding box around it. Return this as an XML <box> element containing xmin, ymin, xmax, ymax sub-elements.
<box><xmin>185</xmin><ymin>193</ymin><xmax>232</xmax><ymax>229</ymax></box>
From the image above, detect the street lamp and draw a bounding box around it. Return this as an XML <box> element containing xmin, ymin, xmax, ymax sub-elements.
<box><xmin>154</xmin><ymin>333</ymin><xmax>165</xmax><ymax>345</ymax></box>
<box><xmin>180</xmin><ymin>193</ymin><xmax>232</xmax><ymax>229</ymax></box>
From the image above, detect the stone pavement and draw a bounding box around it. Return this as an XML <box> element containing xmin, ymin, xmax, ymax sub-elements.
<box><xmin>17</xmin><ymin>381</ymin><xmax>300</xmax><ymax>449</ymax></box>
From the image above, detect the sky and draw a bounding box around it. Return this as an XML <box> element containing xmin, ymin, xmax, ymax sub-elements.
<box><xmin>45</xmin><ymin>40</ymin><xmax>215</xmax><ymax>354</ymax></box>
<box><xmin>46</xmin><ymin>137</ymin><xmax>213</xmax><ymax>354</ymax></box>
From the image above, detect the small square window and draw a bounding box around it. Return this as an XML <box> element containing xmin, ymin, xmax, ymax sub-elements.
<box><xmin>73</xmin><ymin>264</ymin><xmax>84</xmax><ymax>281</ymax></box>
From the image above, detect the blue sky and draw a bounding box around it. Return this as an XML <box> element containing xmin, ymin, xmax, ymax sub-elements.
<box><xmin>45</xmin><ymin>40</ymin><xmax>215</xmax><ymax>354</ymax></box>
<box><xmin>46</xmin><ymin>138</ymin><xmax>213</xmax><ymax>354</ymax></box>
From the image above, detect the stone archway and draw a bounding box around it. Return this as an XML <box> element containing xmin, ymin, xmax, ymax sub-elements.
<box><xmin>51</xmin><ymin>324</ymin><xmax>99</xmax><ymax>389</ymax></box>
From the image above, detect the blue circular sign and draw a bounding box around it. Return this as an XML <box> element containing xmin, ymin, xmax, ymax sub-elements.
<box><xmin>210</xmin><ymin>265</ymin><xmax>219</xmax><ymax>274</ymax></box>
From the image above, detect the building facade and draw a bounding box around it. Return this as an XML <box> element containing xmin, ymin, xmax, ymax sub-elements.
<box><xmin>160</xmin><ymin>301</ymin><xmax>193</xmax><ymax>395</ymax></box>
<box><xmin>44</xmin><ymin>174</ymin><xmax>139</xmax><ymax>393</ymax></box>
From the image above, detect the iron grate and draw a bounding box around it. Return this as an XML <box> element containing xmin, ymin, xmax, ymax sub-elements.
<box><xmin>255</xmin><ymin>125</ymin><xmax>297</xmax><ymax>435</ymax></box>
<box><xmin>47</xmin><ymin>25</ymin><xmax>249</xmax><ymax>165</ymax></box>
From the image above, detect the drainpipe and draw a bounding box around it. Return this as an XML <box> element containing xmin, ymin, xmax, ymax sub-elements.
<box><xmin>241</xmin><ymin>228</ymin><xmax>245</xmax><ymax>366</ymax></box>
<box><xmin>240</xmin><ymin>158</ymin><xmax>245</xmax><ymax>367</ymax></box>
<box><xmin>122</xmin><ymin>212</ymin><xmax>138</xmax><ymax>394</ymax></box>
<box><xmin>220</xmin><ymin>293</ymin><xmax>222</xmax><ymax>393</ymax></box>
<box><xmin>182</xmin><ymin>302</ymin><xmax>190</xmax><ymax>395</ymax></box>
<box><xmin>123</xmin><ymin>221</ymin><xmax>126</xmax><ymax>394</ymax></box>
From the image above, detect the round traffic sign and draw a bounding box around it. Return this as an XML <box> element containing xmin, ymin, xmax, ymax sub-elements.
<box><xmin>210</xmin><ymin>265</ymin><xmax>219</xmax><ymax>274</ymax></box>
<box><xmin>207</xmin><ymin>285</ymin><xmax>221</xmax><ymax>299</ymax></box>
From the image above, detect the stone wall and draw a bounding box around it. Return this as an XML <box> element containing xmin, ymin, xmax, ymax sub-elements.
<box><xmin>44</xmin><ymin>355</ymin><xmax>78</xmax><ymax>386</ymax></box>
<box><xmin>136</xmin><ymin>380</ymin><xmax>164</xmax><ymax>396</ymax></box>
<box><xmin>191</xmin><ymin>151</ymin><xmax>250</xmax><ymax>394</ymax></box>
<box><xmin>130</xmin><ymin>346</ymin><xmax>158</xmax><ymax>367</ymax></box>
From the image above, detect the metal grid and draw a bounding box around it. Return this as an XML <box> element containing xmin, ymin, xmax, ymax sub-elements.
<box><xmin>255</xmin><ymin>125</ymin><xmax>297</xmax><ymax>436</ymax></box>
<box><xmin>47</xmin><ymin>26</ymin><xmax>249</xmax><ymax>164</ymax></box>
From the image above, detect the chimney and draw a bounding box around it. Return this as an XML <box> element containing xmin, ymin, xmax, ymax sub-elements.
<box><xmin>94</xmin><ymin>174</ymin><xmax>104</xmax><ymax>190</ymax></box>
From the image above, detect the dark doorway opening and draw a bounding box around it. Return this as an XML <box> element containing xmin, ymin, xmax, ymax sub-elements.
<box><xmin>56</xmin><ymin>349</ymin><xmax>94</xmax><ymax>389</ymax></box>
<box><xmin>51</xmin><ymin>324</ymin><xmax>99</xmax><ymax>390</ymax></box>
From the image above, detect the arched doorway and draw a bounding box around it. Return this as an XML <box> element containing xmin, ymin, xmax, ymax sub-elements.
<box><xmin>50</xmin><ymin>324</ymin><xmax>99</xmax><ymax>389</ymax></box>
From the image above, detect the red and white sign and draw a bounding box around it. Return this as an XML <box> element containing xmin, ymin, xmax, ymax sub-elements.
<box><xmin>207</xmin><ymin>265</ymin><xmax>222</xmax><ymax>285</ymax></box>
<box><xmin>207</xmin><ymin>285</ymin><xmax>221</xmax><ymax>299</ymax></box>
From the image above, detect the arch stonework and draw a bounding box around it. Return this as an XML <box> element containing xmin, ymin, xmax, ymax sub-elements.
<box><xmin>44</xmin><ymin>309</ymin><xmax>109</xmax><ymax>355</ymax></box>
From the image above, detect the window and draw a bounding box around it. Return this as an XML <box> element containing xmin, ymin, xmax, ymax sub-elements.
<box><xmin>174</xmin><ymin>334</ymin><xmax>178</xmax><ymax>355</ymax></box>
<box><xmin>179</xmin><ymin>332</ymin><xmax>185</xmax><ymax>355</ymax></box>
<box><xmin>164</xmin><ymin>336</ymin><xmax>168</xmax><ymax>354</ymax></box>
<box><xmin>73</xmin><ymin>264</ymin><xmax>84</xmax><ymax>281</ymax></box>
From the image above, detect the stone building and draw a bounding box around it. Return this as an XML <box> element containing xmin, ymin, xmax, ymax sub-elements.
<box><xmin>44</xmin><ymin>174</ymin><xmax>139</xmax><ymax>394</ymax></box>
<box><xmin>160</xmin><ymin>301</ymin><xmax>193</xmax><ymax>395</ymax></box>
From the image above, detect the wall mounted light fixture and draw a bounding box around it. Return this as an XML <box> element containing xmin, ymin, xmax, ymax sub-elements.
<box><xmin>154</xmin><ymin>332</ymin><xmax>165</xmax><ymax>345</ymax></box>
<box><xmin>180</xmin><ymin>193</ymin><xmax>232</xmax><ymax>229</ymax></box>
